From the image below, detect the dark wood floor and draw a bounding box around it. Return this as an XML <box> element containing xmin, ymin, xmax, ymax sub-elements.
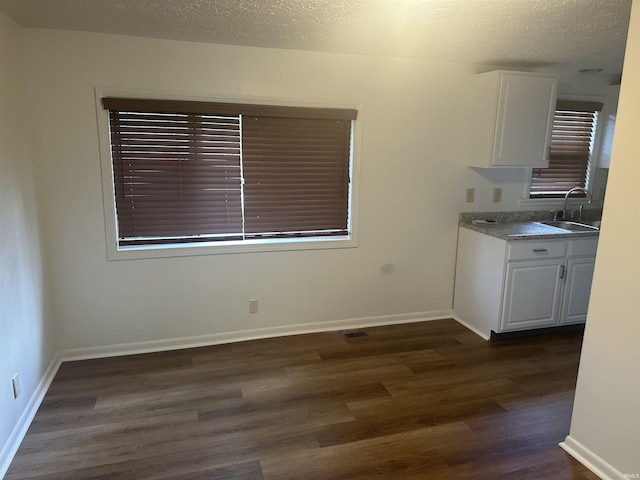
<box><xmin>7</xmin><ymin>319</ymin><xmax>598</xmax><ymax>479</ymax></box>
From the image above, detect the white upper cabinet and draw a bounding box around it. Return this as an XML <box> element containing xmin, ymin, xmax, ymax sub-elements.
<box><xmin>469</xmin><ymin>70</ymin><xmax>558</xmax><ymax>168</ymax></box>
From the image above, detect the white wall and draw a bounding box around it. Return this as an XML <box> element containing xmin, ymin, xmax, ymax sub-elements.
<box><xmin>0</xmin><ymin>11</ymin><xmax>53</xmax><ymax>474</ymax></box>
<box><xmin>565</xmin><ymin>1</ymin><xmax>640</xmax><ymax>476</ymax></box>
<box><xmin>23</xmin><ymin>30</ymin><xmax>472</xmax><ymax>351</ymax></box>
<box><xmin>22</xmin><ymin>29</ymin><xmax>612</xmax><ymax>353</ymax></box>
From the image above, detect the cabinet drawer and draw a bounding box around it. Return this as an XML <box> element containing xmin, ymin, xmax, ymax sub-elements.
<box><xmin>567</xmin><ymin>238</ymin><xmax>598</xmax><ymax>257</ymax></box>
<box><xmin>507</xmin><ymin>240</ymin><xmax>566</xmax><ymax>261</ymax></box>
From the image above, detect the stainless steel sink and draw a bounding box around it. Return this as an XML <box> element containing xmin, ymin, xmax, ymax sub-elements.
<box><xmin>537</xmin><ymin>220</ymin><xmax>600</xmax><ymax>232</ymax></box>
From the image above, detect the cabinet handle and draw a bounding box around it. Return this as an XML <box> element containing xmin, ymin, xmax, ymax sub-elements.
<box><xmin>559</xmin><ymin>265</ymin><xmax>566</xmax><ymax>279</ymax></box>
<box><xmin>533</xmin><ymin>248</ymin><xmax>548</xmax><ymax>253</ymax></box>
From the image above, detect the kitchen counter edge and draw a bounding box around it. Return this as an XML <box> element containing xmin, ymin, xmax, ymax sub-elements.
<box><xmin>459</xmin><ymin>210</ymin><xmax>601</xmax><ymax>241</ymax></box>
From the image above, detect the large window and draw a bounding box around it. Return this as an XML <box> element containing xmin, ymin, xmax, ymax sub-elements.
<box><xmin>101</xmin><ymin>97</ymin><xmax>357</xmax><ymax>252</ymax></box>
<box><xmin>529</xmin><ymin>100</ymin><xmax>602</xmax><ymax>198</ymax></box>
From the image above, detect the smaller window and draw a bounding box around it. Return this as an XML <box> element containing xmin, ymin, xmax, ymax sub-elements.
<box><xmin>529</xmin><ymin>100</ymin><xmax>602</xmax><ymax>198</ymax></box>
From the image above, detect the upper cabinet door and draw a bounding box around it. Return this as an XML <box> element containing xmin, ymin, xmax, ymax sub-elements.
<box><xmin>493</xmin><ymin>73</ymin><xmax>557</xmax><ymax>166</ymax></box>
<box><xmin>470</xmin><ymin>71</ymin><xmax>558</xmax><ymax>168</ymax></box>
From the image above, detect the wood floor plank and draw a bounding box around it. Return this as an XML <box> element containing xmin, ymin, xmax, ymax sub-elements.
<box><xmin>260</xmin><ymin>423</ymin><xmax>468</xmax><ymax>480</ymax></box>
<box><xmin>434</xmin><ymin>446</ymin><xmax>590</xmax><ymax>480</ymax></box>
<box><xmin>241</xmin><ymin>379</ymin><xmax>391</xmax><ymax>409</ymax></box>
<box><xmin>6</xmin><ymin>319</ymin><xmax>595</xmax><ymax>479</ymax></box>
<box><xmin>71</xmin><ymin>454</ymin><xmax>265</xmax><ymax>480</ymax></box>
<box><xmin>8</xmin><ymin>412</ymin><xmax>198</xmax><ymax>477</ymax></box>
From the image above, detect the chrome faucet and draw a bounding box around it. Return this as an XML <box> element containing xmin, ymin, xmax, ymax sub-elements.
<box><xmin>558</xmin><ymin>187</ymin><xmax>593</xmax><ymax>220</ymax></box>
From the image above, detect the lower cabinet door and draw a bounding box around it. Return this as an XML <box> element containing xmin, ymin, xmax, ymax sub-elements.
<box><xmin>500</xmin><ymin>259</ymin><xmax>564</xmax><ymax>331</ymax></box>
<box><xmin>559</xmin><ymin>256</ymin><xmax>596</xmax><ymax>325</ymax></box>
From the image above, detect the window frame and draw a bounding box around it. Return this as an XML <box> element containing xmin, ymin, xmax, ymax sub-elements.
<box><xmin>95</xmin><ymin>88</ymin><xmax>360</xmax><ymax>260</ymax></box>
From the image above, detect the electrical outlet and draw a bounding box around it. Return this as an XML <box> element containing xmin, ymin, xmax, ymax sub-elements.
<box><xmin>11</xmin><ymin>373</ymin><xmax>20</xmax><ymax>399</ymax></box>
<box><xmin>465</xmin><ymin>188</ymin><xmax>475</xmax><ymax>203</ymax></box>
<box><xmin>493</xmin><ymin>188</ymin><xmax>502</xmax><ymax>203</ymax></box>
<box><xmin>379</xmin><ymin>263</ymin><xmax>396</xmax><ymax>275</ymax></box>
<box><xmin>249</xmin><ymin>299</ymin><xmax>259</xmax><ymax>314</ymax></box>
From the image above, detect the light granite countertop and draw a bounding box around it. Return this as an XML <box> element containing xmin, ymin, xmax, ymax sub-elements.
<box><xmin>459</xmin><ymin>210</ymin><xmax>601</xmax><ymax>241</ymax></box>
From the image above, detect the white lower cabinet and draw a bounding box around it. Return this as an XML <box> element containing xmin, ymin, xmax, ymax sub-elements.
<box><xmin>559</xmin><ymin>252</ymin><xmax>597</xmax><ymax>325</ymax></box>
<box><xmin>454</xmin><ymin>228</ymin><xmax>598</xmax><ymax>339</ymax></box>
<box><xmin>501</xmin><ymin>258</ymin><xmax>564</xmax><ymax>332</ymax></box>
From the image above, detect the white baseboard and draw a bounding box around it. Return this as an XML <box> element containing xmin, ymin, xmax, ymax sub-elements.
<box><xmin>0</xmin><ymin>353</ymin><xmax>62</xmax><ymax>480</ymax></box>
<box><xmin>452</xmin><ymin>315</ymin><xmax>491</xmax><ymax>340</ymax></box>
<box><xmin>60</xmin><ymin>310</ymin><xmax>454</xmax><ymax>361</ymax></box>
<box><xmin>560</xmin><ymin>435</ymin><xmax>626</xmax><ymax>480</ymax></box>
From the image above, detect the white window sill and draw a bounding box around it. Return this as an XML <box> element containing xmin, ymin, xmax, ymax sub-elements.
<box><xmin>108</xmin><ymin>235</ymin><xmax>357</xmax><ymax>261</ymax></box>
<box><xmin>519</xmin><ymin>196</ymin><xmax>604</xmax><ymax>210</ymax></box>
<box><xmin>518</xmin><ymin>197</ymin><xmax>566</xmax><ymax>209</ymax></box>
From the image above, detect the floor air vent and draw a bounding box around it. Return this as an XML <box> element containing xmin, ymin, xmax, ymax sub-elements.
<box><xmin>343</xmin><ymin>331</ymin><xmax>368</xmax><ymax>338</ymax></box>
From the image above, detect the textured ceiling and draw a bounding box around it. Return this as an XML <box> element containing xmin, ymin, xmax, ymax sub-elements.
<box><xmin>0</xmin><ymin>0</ymin><xmax>632</xmax><ymax>75</ymax></box>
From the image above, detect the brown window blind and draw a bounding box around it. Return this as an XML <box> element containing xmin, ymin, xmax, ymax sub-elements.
<box><xmin>242</xmin><ymin>116</ymin><xmax>351</xmax><ymax>238</ymax></box>
<box><xmin>102</xmin><ymin>98</ymin><xmax>357</xmax><ymax>247</ymax></box>
<box><xmin>530</xmin><ymin>100</ymin><xmax>602</xmax><ymax>198</ymax></box>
